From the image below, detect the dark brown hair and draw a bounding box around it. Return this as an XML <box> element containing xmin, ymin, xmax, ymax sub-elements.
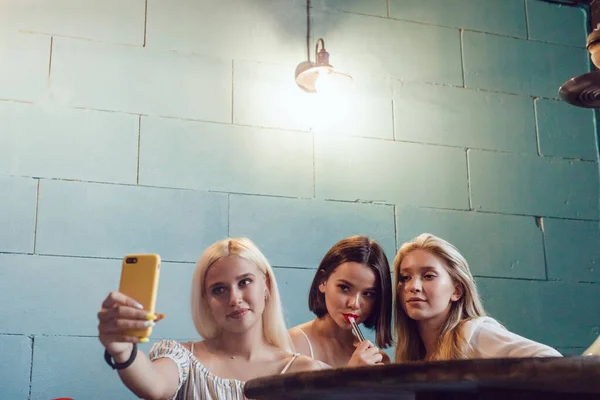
<box><xmin>308</xmin><ymin>236</ymin><xmax>393</xmax><ymax>348</ymax></box>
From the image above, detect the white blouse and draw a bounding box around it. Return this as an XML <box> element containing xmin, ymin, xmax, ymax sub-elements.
<box><xmin>462</xmin><ymin>317</ymin><xmax>562</xmax><ymax>358</ymax></box>
<box><xmin>148</xmin><ymin>339</ymin><xmax>300</xmax><ymax>400</ymax></box>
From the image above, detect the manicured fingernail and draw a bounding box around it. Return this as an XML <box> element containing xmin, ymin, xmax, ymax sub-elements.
<box><xmin>140</xmin><ymin>337</ymin><xmax>149</xmax><ymax>343</ymax></box>
<box><xmin>143</xmin><ymin>321</ymin><xmax>155</xmax><ymax>327</ymax></box>
<box><xmin>133</xmin><ymin>301</ymin><xmax>144</xmax><ymax>310</ymax></box>
<box><xmin>145</xmin><ymin>313</ymin><xmax>157</xmax><ymax>321</ymax></box>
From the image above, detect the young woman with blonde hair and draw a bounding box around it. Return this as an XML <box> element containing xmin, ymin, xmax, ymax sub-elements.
<box><xmin>393</xmin><ymin>233</ymin><xmax>561</xmax><ymax>362</ymax></box>
<box><xmin>98</xmin><ymin>238</ymin><xmax>320</xmax><ymax>400</ymax></box>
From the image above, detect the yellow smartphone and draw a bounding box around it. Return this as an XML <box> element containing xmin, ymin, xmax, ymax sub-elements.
<box><xmin>118</xmin><ymin>254</ymin><xmax>161</xmax><ymax>339</ymax></box>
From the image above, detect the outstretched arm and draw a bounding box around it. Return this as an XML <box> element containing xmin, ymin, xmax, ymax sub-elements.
<box><xmin>98</xmin><ymin>291</ymin><xmax>180</xmax><ymax>400</ymax></box>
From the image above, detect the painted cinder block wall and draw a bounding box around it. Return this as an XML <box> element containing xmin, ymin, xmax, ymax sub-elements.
<box><xmin>1</xmin><ymin>0</ymin><xmax>599</xmax><ymax>398</ymax></box>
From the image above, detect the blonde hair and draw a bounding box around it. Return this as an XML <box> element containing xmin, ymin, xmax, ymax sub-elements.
<box><xmin>393</xmin><ymin>233</ymin><xmax>486</xmax><ymax>362</ymax></box>
<box><xmin>191</xmin><ymin>238</ymin><xmax>293</xmax><ymax>353</ymax></box>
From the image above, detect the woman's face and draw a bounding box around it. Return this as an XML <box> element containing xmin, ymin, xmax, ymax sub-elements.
<box><xmin>204</xmin><ymin>255</ymin><xmax>268</xmax><ymax>333</ymax></box>
<box><xmin>397</xmin><ymin>249</ymin><xmax>462</xmax><ymax>326</ymax></box>
<box><xmin>320</xmin><ymin>262</ymin><xmax>378</xmax><ymax>330</ymax></box>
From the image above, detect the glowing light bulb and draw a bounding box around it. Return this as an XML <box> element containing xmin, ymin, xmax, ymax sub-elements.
<box><xmin>314</xmin><ymin>70</ymin><xmax>352</xmax><ymax>95</ymax></box>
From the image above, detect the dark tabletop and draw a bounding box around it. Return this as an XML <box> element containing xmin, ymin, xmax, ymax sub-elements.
<box><xmin>244</xmin><ymin>356</ymin><xmax>600</xmax><ymax>400</ymax></box>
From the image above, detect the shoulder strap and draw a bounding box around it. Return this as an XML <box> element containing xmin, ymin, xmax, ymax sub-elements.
<box><xmin>298</xmin><ymin>329</ymin><xmax>314</xmax><ymax>358</ymax></box>
<box><xmin>280</xmin><ymin>353</ymin><xmax>299</xmax><ymax>374</ymax></box>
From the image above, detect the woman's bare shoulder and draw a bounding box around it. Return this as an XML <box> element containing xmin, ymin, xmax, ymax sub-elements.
<box><xmin>288</xmin><ymin>321</ymin><xmax>315</xmax><ymax>355</ymax></box>
<box><xmin>286</xmin><ymin>354</ymin><xmax>323</xmax><ymax>373</ymax></box>
<box><xmin>289</xmin><ymin>320</ymin><xmax>314</xmax><ymax>335</ymax></box>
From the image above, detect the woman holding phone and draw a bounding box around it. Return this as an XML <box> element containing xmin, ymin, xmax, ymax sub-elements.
<box><xmin>289</xmin><ymin>236</ymin><xmax>394</xmax><ymax>368</ymax></box>
<box><xmin>97</xmin><ymin>238</ymin><xmax>321</xmax><ymax>400</ymax></box>
<box><xmin>393</xmin><ymin>233</ymin><xmax>561</xmax><ymax>362</ymax></box>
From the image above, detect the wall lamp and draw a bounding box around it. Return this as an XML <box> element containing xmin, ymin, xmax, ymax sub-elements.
<box><xmin>295</xmin><ymin>38</ymin><xmax>352</xmax><ymax>93</ymax></box>
<box><xmin>294</xmin><ymin>0</ymin><xmax>352</xmax><ymax>93</ymax></box>
<box><xmin>559</xmin><ymin>24</ymin><xmax>600</xmax><ymax>108</ymax></box>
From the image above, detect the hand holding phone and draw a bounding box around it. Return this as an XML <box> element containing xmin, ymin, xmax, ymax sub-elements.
<box><xmin>97</xmin><ymin>254</ymin><xmax>161</xmax><ymax>357</ymax></box>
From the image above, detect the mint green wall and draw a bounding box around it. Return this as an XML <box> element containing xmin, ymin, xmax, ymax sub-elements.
<box><xmin>1</xmin><ymin>0</ymin><xmax>599</xmax><ymax>398</ymax></box>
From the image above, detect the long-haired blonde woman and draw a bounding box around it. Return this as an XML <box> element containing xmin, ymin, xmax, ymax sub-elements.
<box><xmin>393</xmin><ymin>233</ymin><xmax>561</xmax><ymax>362</ymax></box>
<box><xmin>98</xmin><ymin>238</ymin><xmax>320</xmax><ymax>400</ymax></box>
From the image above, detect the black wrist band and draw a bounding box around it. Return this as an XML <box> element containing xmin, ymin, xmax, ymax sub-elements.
<box><xmin>104</xmin><ymin>343</ymin><xmax>138</xmax><ymax>370</ymax></box>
